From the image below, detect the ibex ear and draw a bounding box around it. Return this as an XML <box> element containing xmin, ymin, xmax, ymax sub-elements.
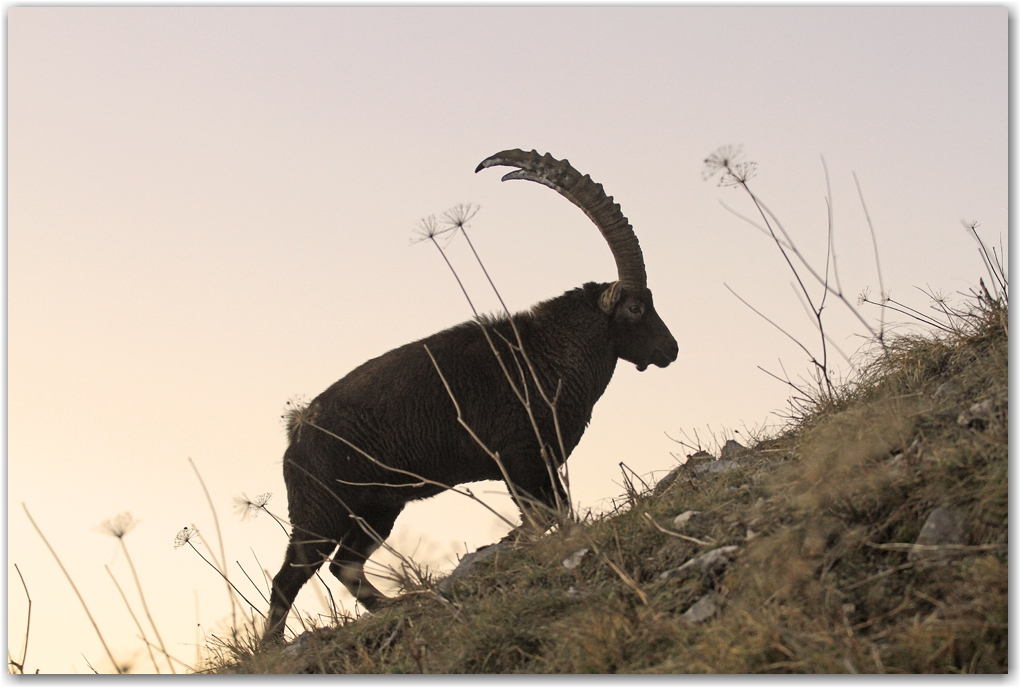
<box><xmin>599</xmin><ymin>281</ymin><xmax>624</xmax><ymax>314</ymax></box>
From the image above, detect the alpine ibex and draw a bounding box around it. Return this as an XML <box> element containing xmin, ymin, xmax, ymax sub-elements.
<box><xmin>263</xmin><ymin>149</ymin><xmax>678</xmax><ymax>640</ymax></box>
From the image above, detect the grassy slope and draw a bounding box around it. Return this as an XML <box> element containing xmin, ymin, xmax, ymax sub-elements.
<box><xmin>215</xmin><ymin>299</ymin><xmax>1007</xmax><ymax>674</ymax></box>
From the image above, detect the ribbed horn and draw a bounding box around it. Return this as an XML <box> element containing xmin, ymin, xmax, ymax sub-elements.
<box><xmin>476</xmin><ymin>149</ymin><xmax>647</xmax><ymax>290</ymax></box>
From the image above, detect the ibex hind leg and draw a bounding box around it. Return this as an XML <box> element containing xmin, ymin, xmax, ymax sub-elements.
<box><xmin>263</xmin><ymin>534</ymin><xmax>336</xmax><ymax>642</ymax></box>
<box><xmin>328</xmin><ymin>505</ymin><xmax>403</xmax><ymax>611</ymax></box>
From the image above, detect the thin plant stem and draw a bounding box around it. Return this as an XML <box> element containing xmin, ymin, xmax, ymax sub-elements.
<box><xmin>422</xmin><ymin>343</ymin><xmax>539</xmax><ymax>531</ymax></box>
<box><xmin>104</xmin><ymin>565</ymin><xmax>160</xmax><ymax>673</ymax></box>
<box><xmin>116</xmin><ymin>538</ymin><xmax>175</xmax><ymax>673</ymax></box>
<box><xmin>755</xmin><ymin>189</ymin><xmax>880</xmax><ymax>338</ymax></box>
<box><xmin>135</xmin><ymin>635</ymin><xmax>196</xmax><ymax>672</ymax></box>
<box><xmin>725</xmin><ymin>283</ymin><xmax>820</xmax><ymax>367</ymax></box>
<box><xmin>861</xmin><ymin>294</ymin><xmax>951</xmax><ymax>333</ymax></box>
<box><xmin>642</xmin><ymin>512</ymin><xmax>714</xmax><ymax>546</ymax></box>
<box><xmin>433</xmin><ymin>222</ymin><xmax>572</xmax><ymax>519</ymax></box>
<box><xmin>185</xmin><ymin>540</ymin><xmax>266</xmax><ymax>619</ymax></box>
<box><xmin>250</xmin><ymin>547</ymin><xmax>273</xmax><ymax>598</ymax></box>
<box><xmin>188</xmin><ymin>458</ymin><xmax>236</xmax><ymax>631</ymax></box>
<box><xmin>194</xmin><ymin>592</ymin><xmax>200</xmax><ymax>671</ymax></box>
<box><xmin>718</xmin><ymin>199</ymin><xmax>793</xmax><ymax>250</ymax></box>
<box><xmin>729</xmin><ymin>182</ymin><xmax>836</xmax><ymax>399</ymax></box>
<box><xmin>822</xmin><ymin>156</ymin><xmax>844</xmax><ymax>296</ymax></box>
<box><xmin>314</xmin><ymin>572</ymin><xmax>340</xmax><ymax>626</ymax></box>
<box><xmin>236</xmin><ymin>561</ymin><xmax>270</xmax><ymax>605</ymax></box>
<box><xmin>584</xmin><ymin>535</ymin><xmax>649</xmax><ymax>605</ymax></box>
<box><xmin>432</xmin><ymin>235</ymin><xmax>478</xmax><ymax>315</ymax></box>
<box><xmin>854</xmin><ymin>171</ymin><xmax>887</xmax><ymax>346</ymax></box>
<box><xmin>10</xmin><ymin>564</ymin><xmax>31</xmax><ymax>674</ymax></box>
<box><xmin>22</xmin><ymin>504</ymin><xmax>122</xmax><ymax>674</ymax></box>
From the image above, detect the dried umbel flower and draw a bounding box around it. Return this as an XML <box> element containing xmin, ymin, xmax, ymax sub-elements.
<box><xmin>703</xmin><ymin>145</ymin><xmax>757</xmax><ymax>187</ymax></box>
<box><xmin>281</xmin><ymin>396</ymin><xmax>313</xmax><ymax>440</ymax></box>
<box><xmin>441</xmin><ymin>203</ymin><xmax>480</xmax><ymax>231</ymax></box>
<box><xmin>173</xmin><ymin>526</ymin><xmax>198</xmax><ymax>550</ymax></box>
<box><xmin>411</xmin><ymin>214</ymin><xmax>458</xmax><ymax>245</ymax></box>
<box><xmin>411</xmin><ymin>204</ymin><xmax>481</xmax><ymax>247</ymax></box>
<box><xmin>234</xmin><ymin>492</ymin><xmax>272</xmax><ymax>520</ymax></box>
<box><xmin>96</xmin><ymin>512</ymin><xmax>138</xmax><ymax>540</ymax></box>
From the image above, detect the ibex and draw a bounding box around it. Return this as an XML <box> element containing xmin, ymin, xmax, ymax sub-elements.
<box><xmin>263</xmin><ymin>149</ymin><xmax>678</xmax><ymax>640</ymax></box>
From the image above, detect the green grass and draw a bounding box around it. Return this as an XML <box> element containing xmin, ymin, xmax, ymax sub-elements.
<box><xmin>208</xmin><ymin>293</ymin><xmax>1007</xmax><ymax>674</ymax></box>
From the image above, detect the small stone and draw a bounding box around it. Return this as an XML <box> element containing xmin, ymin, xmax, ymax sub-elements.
<box><xmin>686</xmin><ymin>450</ymin><xmax>713</xmax><ymax>465</ymax></box>
<box><xmin>659</xmin><ymin>545</ymin><xmax>740</xmax><ymax>581</ymax></box>
<box><xmin>957</xmin><ymin>399</ymin><xmax>996</xmax><ymax>429</ymax></box>
<box><xmin>673</xmin><ymin>510</ymin><xmax>702</xmax><ymax>530</ymax></box>
<box><xmin>721</xmin><ymin>439</ymin><xmax>746</xmax><ymax>460</ymax></box>
<box><xmin>283</xmin><ymin>631</ymin><xmax>315</xmax><ymax>656</ymax></box>
<box><xmin>691</xmin><ymin>459</ymin><xmax>738</xmax><ymax>475</ymax></box>
<box><xmin>562</xmin><ymin>548</ymin><xmax>589</xmax><ymax>569</ymax></box>
<box><xmin>910</xmin><ymin>507</ymin><xmax>968</xmax><ymax>560</ymax></box>
<box><xmin>681</xmin><ymin>593</ymin><xmax>720</xmax><ymax>624</ymax></box>
<box><xmin>933</xmin><ymin>381</ymin><xmax>956</xmax><ymax>399</ymax></box>
<box><xmin>438</xmin><ymin>541</ymin><xmax>509</xmax><ymax>593</ymax></box>
<box><xmin>905</xmin><ymin>436</ymin><xmax>923</xmax><ymax>462</ymax></box>
<box><xmin>654</xmin><ymin>464</ymin><xmax>687</xmax><ymax>495</ymax></box>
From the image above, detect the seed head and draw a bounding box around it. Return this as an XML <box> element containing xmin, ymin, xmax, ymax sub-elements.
<box><xmin>703</xmin><ymin>145</ymin><xmax>757</xmax><ymax>187</ymax></box>
<box><xmin>412</xmin><ymin>214</ymin><xmax>456</xmax><ymax>245</ymax></box>
<box><xmin>441</xmin><ymin>203</ymin><xmax>480</xmax><ymax>231</ymax></box>
<box><xmin>96</xmin><ymin>512</ymin><xmax>138</xmax><ymax>540</ymax></box>
<box><xmin>234</xmin><ymin>492</ymin><xmax>273</xmax><ymax>520</ymax></box>
<box><xmin>174</xmin><ymin>526</ymin><xmax>198</xmax><ymax>550</ymax></box>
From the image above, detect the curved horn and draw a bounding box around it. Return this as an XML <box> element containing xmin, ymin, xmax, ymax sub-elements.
<box><xmin>476</xmin><ymin>149</ymin><xmax>647</xmax><ymax>290</ymax></box>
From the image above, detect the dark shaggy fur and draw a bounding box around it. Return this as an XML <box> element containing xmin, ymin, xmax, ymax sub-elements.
<box><xmin>263</xmin><ymin>281</ymin><xmax>676</xmax><ymax>640</ymax></box>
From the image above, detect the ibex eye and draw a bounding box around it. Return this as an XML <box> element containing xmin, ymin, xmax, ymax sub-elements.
<box><xmin>629</xmin><ymin>304</ymin><xmax>644</xmax><ymax>315</ymax></box>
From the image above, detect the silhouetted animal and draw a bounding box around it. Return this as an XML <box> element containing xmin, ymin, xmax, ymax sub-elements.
<box><xmin>263</xmin><ymin>150</ymin><xmax>678</xmax><ymax>640</ymax></box>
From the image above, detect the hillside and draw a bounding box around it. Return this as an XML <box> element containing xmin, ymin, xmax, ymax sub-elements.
<box><xmin>211</xmin><ymin>293</ymin><xmax>1007</xmax><ymax>674</ymax></box>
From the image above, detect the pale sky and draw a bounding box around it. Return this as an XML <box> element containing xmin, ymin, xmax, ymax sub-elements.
<box><xmin>7</xmin><ymin>6</ymin><xmax>1008</xmax><ymax>674</ymax></box>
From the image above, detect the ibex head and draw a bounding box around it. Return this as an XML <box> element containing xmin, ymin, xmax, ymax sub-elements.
<box><xmin>477</xmin><ymin>149</ymin><xmax>678</xmax><ymax>371</ymax></box>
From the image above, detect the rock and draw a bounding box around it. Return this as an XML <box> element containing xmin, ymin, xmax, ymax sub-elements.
<box><xmin>933</xmin><ymin>381</ymin><xmax>956</xmax><ymax>399</ymax></box>
<box><xmin>958</xmin><ymin>399</ymin><xmax>996</xmax><ymax>429</ymax></box>
<box><xmin>655</xmin><ymin>445</ymin><xmax>764</xmax><ymax>492</ymax></box>
<box><xmin>691</xmin><ymin>459</ymin><xmax>740</xmax><ymax>475</ymax></box>
<box><xmin>438</xmin><ymin>541</ymin><xmax>509</xmax><ymax>593</ymax></box>
<box><xmin>681</xmin><ymin>593</ymin><xmax>721</xmax><ymax>624</ymax></box>
<box><xmin>690</xmin><ymin>449</ymin><xmax>762</xmax><ymax>476</ymax></box>
<box><xmin>653</xmin><ymin>465</ymin><xmax>685</xmax><ymax>495</ymax></box>
<box><xmin>686</xmin><ymin>450</ymin><xmax>713</xmax><ymax>465</ymax></box>
<box><xmin>910</xmin><ymin>507</ymin><xmax>969</xmax><ymax>561</ymax></box>
<box><xmin>721</xmin><ymin>439</ymin><xmax>746</xmax><ymax>460</ymax></box>
<box><xmin>283</xmin><ymin>631</ymin><xmax>315</xmax><ymax>656</ymax></box>
<box><xmin>659</xmin><ymin>545</ymin><xmax>740</xmax><ymax>581</ymax></box>
<box><xmin>562</xmin><ymin>548</ymin><xmax>589</xmax><ymax>569</ymax></box>
<box><xmin>905</xmin><ymin>436</ymin><xmax>923</xmax><ymax>462</ymax></box>
<box><xmin>673</xmin><ymin>510</ymin><xmax>702</xmax><ymax>530</ymax></box>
